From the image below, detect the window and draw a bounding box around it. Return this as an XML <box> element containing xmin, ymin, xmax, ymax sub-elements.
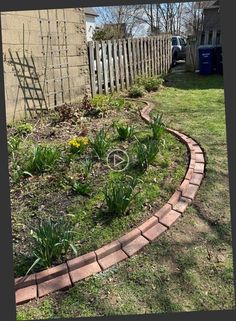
<box><xmin>179</xmin><ymin>38</ymin><xmax>186</xmax><ymax>46</ymax></box>
<box><xmin>172</xmin><ymin>37</ymin><xmax>178</xmax><ymax>45</ymax></box>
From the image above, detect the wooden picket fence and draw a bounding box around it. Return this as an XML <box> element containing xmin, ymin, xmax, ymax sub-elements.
<box><xmin>186</xmin><ymin>29</ymin><xmax>222</xmax><ymax>71</ymax></box>
<box><xmin>88</xmin><ymin>34</ymin><xmax>172</xmax><ymax>96</ymax></box>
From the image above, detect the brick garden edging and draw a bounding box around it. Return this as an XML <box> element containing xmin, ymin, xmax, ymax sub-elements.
<box><xmin>15</xmin><ymin>100</ymin><xmax>205</xmax><ymax>305</ymax></box>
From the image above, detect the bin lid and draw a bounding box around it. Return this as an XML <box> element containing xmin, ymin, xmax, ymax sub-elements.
<box><xmin>198</xmin><ymin>45</ymin><xmax>215</xmax><ymax>49</ymax></box>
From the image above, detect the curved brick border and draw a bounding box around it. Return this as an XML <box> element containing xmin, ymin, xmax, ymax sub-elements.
<box><xmin>15</xmin><ymin>100</ymin><xmax>205</xmax><ymax>305</ymax></box>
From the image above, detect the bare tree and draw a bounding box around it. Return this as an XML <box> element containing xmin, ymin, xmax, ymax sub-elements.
<box><xmin>94</xmin><ymin>2</ymin><xmax>210</xmax><ymax>39</ymax></box>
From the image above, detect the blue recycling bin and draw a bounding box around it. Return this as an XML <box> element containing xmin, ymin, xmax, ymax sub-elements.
<box><xmin>198</xmin><ymin>45</ymin><xmax>214</xmax><ymax>75</ymax></box>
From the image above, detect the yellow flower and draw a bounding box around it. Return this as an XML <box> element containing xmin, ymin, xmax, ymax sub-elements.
<box><xmin>68</xmin><ymin>136</ymin><xmax>89</xmax><ymax>152</ymax></box>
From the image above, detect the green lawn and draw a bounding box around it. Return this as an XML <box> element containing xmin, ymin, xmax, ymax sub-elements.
<box><xmin>16</xmin><ymin>71</ymin><xmax>235</xmax><ymax>319</ymax></box>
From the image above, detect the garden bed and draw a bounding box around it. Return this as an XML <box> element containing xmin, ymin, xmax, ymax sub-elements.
<box><xmin>8</xmin><ymin>94</ymin><xmax>188</xmax><ymax>277</ymax></box>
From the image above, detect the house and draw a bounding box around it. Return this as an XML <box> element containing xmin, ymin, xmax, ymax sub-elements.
<box><xmin>202</xmin><ymin>1</ymin><xmax>221</xmax><ymax>32</ymax></box>
<box><xmin>84</xmin><ymin>7</ymin><xmax>99</xmax><ymax>41</ymax></box>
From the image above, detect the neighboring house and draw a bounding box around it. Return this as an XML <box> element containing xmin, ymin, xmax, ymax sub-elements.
<box><xmin>202</xmin><ymin>0</ymin><xmax>221</xmax><ymax>32</ymax></box>
<box><xmin>84</xmin><ymin>7</ymin><xmax>99</xmax><ymax>41</ymax></box>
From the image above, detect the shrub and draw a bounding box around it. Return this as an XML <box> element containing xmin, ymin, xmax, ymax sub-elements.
<box><xmin>90</xmin><ymin>128</ymin><xmax>110</xmax><ymax>159</ymax></box>
<box><xmin>143</xmin><ymin>76</ymin><xmax>164</xmax><ymax>92</ymax></box>
<box><xmin>150</xmin><ymin>113</ymin><xmax>166</xmax><ymax>141</ymax></box>
<box><xmin>91</xmin><ymin>94</ymin><xmax>110</xmax><ymax>115</ymax></box>
<box><xmin>68</xmin><ymin>136</ymin><xmax>89</xmax><ymax>154</ymax></box>
<box><xmin>134</xmin><ymin>139</ymin><xmax>159</xmax><ymax>170</ymax></box>
<box><xmin>24</xmin><ymin>145</ymin><xmax>61</xmax><ymax>175</ymax></box>
<box><xmin>27</xmin><ymin>217</ymin><xmax>77</xmax><ymax>273</ymax></box>
<box><xmin>55</xmin><ymin>103</ymin><xmax>75</xmax><ymax>122</ymax></box>
<box><xmin>114</xmin><ymin>121</ymin><xmax>134</xmax><ymax>140</ymax></box>
<box><xmin>72</xmin><ymin>181</ymin><xmax>92</xmax><ymax>196</ymax></box>
<box><xmin>135</xmin><ymin>76</ymin><xmax>164</xmax><ymax>92</ymax></box>
<box><xmin>128</xmin><ymin>85</ymin><xmax>145</xmax><ymax>98</ymax></box>
<box><xmin>15</xmin><ymin>123</ymin><xmax>33</xmax><ymax>136</ymax></box>
<box><xmin>104</xmin><ymin>176</ymin><xmax>138</xmax><ymax>216</ymax></box>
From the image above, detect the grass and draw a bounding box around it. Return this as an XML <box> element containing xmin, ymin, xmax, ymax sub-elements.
<box><xmin>16</xmin><ymin>70</ymin><xmax>235</xmax><ymax>319</ymax></box>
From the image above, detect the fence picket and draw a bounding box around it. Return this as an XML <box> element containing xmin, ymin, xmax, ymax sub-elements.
<box><xmin>107</xmin><ymin>40</ymin><xmax>114</xmax><ymax>93</ymax></box>
<box><xmin>127</xmin><ymin>38</ymin><xmax>134</xmax><ymax>84</ymax></box>
<box><xmin>102</xmin><ymin>41</ymin><xmax>109</xmax><ymax>94</ymax></box>
<box><xmin>95</xmin><ymin>42</ymin><xmax>102</xmax><ymax>94</ymax></box>
<box><xmin>123</xmin><ymin>39</ymin><xmax>129</xmax><ymax>88</ymax></box>
<box><xmin>113</xmin><ymin>40</ymin><xmax>120</xmax><ymax>91</ymax></box>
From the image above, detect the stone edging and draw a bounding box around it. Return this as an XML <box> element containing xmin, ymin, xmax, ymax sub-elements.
<box><xmin>15</xmin><ymin>100</ymin><xmax>205</xmax><ymax>305</ymax></box>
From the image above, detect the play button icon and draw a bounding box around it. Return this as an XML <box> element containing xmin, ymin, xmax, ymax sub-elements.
<box><xmin>107</xmin><ymin>149</ymin><xmax>129</xmax><ymax>171</ymax></box>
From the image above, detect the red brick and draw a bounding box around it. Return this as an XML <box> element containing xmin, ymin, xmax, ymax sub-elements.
<box><xmin>159</xmin><ymin>210</ymin><xmax>181</xmax><ymax>228</ymax></box>
<box><xmin>69</xmin><ymin>261</ymin><xmax>101</xmax><ymax>284</ymax></box>
<box><xmin>188</xmin><ymin>138</ymin><xmax>198</xmax><ymax>146</ymax></box>
<box><xmin>182</xmin><ymin>183</ymin><xmax>199</xmax><ymax>200</ymax></box>
<box><xmin>67</xmin><ymin>251</ymin><xmax>96</xmax><ymax>271</ymax></box>
<box><xmin>15</xmin><ymin>274</ymin><xmax>36</xmax><ymax>290</ymax></box>
<box><xmin>123</xmin><ymin>235</ymin><xmax>149</xmax><ymax>257</ymax></box>
<box><xmin>119</xmin><ymin>228</ymin><xmax>141</xmax><ymax>247</ymax></box>
<box><xmin>193</xmin><ymin>145</ymin><xmax>203</xmax><ymax>153</ymax></box>
<box><xmin>190</xmin><ymin>150</ymin><xmax>196</xmax><ymax>160</ymax></box>
<box><xmin>189</xmin><ymin>159</ymin><xmax>195</xmax><ymax>169</ymax></box>
<box><xmin>195</xmin><ymin>153</ymin><xmax>205</xmax><ymax>163</ymax></box>
<box><xmin>177</xmin><ymin>179</ymin><xmax>190</xmax><ymax>193</ymax></box>
<box><xmin>142</xmin><ymin>223</ymin><xmax>167</xmax><ymax>242</ymax></box>
<box><xmin>138</xmin><ymin>216</ymin><xmax>158</xmax><ymax>233</ymax></box>
<box><xmin>36</xmin><ymin>263</ymin><xmax>68</xmax><ymax>284</ymax></box>
<box><xmin>179</xmin><ymin>133</ymin><xmax>189</xmax><ymax>144</ymax></box>
<box><xmin>95</xmin><ymin>240</ymin><xmax>121</xmax><ymax>260</ymax></box>
<box><xmin>154</xmin><ymin>203</ymin><xmax>172</xmax><ymax>219</ymax></box>
<box><xmin>194</xmin><ymin>162</ymin><xmax>205</xmax><ymax>174</ymax></box>
<box><xmin>15</xmin><ymin>284</ymin><xmax>37</xmax><ymax>305</ymax></box>
<box><xmin>185</xmin><ymin>168</ymin><xmax>194</xmax><ymax>180</ymax></box>
<box><xmin>98</xmin><ymin>250</ymin><xmax>128</xmax><ymax>270</ymax></box>
<box><xmin>167</xmin><ymin>190</ymin><xmax>181</xmax><ymax>206</ymax></box>
<box><xmin>173</xmin><ymin>197</ymin><xmax>191</xmax><ymax>214</ymax></box>
<box><xmin>190</xmin><ymin>173</ymin><xmax>204</xmax><ymax>186</ymax></box>
<box><xmin>38</xmin><ymin>273</ymin><xmax>72</xmax><ymax>298</ymax></box>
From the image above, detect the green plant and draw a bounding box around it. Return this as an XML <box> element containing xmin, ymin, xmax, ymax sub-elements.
<box><xmin>80</xmin><ymin>158</ymin><xmax>93</xmax><ymax>178</ymax></box>
<box><xmin>104</xmin><ymin>176</ymin><xmax>139</xmax><ymax>216</ymax></box>
<box><xmin>27</xmin><ymin>217</ymin><xmax>77</xmax><ymax>274</ymax></box>
<box><xmin>82</xmin><ymin>94</ymin><xmax>101</xmax><ymax>118</ymax></box>
<box><xmin>8</xmin><ymin>136</ymin><xmax>21</xmax><ymax>154</ymax></box>
<box><xmin>114</xmin><ymin>121</ymin><xmax>134</xmax><ymax>140</ymax></box>
<box><xmin>72</xmin><ymin>181</ymin><xmax>92</xmax><ymax>196</ymax></box>
<box><xmin>134</xmin><ymin>139</ymin><xmax>159</xmax><ymax>170</ymax></box>
<box><xmin>128</xmin><ymin>85</ymin><xmax>145</xmax><ymax>98</ymax></box>
<box><xmin>150</xmin><ymin>113</ymin><xmax>166</xmax><ymax>141</ymax></box>
<box><xmin>24</xmin><ymin>145</ymin><xmax>61</xmax><ymax>175</ymax></box>
<box><xmin>90</xmin><ymin>128</ymin><xmax>110</xmax><ymax>159</ymax></box>
<box><xmin>15</xmin><ymin>123</ymin><xmax>33</xmax><ymax>136</ymax></box>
